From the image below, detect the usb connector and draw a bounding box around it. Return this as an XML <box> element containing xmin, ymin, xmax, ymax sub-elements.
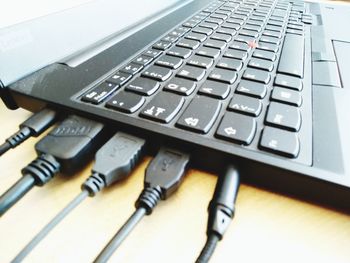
<box><xmin>94</xmin><ymin>147</ymin><xmax>190</xmax><ymax>263</ymax></box>
<box><xmin>0</xmin><ymin>115</ymin><xmax>105</xmax><ymax>217</ymax></box>
<box><xmin>12</xmin><ymin>132</ymin><xmax>146</xmax><ymax>263</ymax></box>
<box><xmin>0</xmin><ymin>108</ymin><xmax>57</xmax><ymax>157</ymax></box>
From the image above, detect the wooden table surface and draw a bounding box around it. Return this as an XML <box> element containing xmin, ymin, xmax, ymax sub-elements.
<box><xmin>1</xmin><ymin>105</ymin><xmax>350</xmax><ymax>263</ymax></box>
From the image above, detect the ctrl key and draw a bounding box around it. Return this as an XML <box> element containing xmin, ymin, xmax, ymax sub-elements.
<box><xmin>259</xmin><ymin>127</ymin><xmax>300</xmax><ymax>158</ymax></box>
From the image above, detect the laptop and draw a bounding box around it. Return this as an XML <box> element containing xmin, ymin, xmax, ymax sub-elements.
<box><xmin>1</xmin><ymin>0</ymin><xmax>350</xmax><ymax>209</ymax></box>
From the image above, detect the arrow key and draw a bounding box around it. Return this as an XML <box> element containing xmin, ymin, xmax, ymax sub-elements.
<box><xmin>216</xmin><ymin>112</ymin><xmax>257</xmax><ymax>145</ymax></box>
<box><xmin>228</xmin><ymin>94</ymin><xmax>262</xmax><ymax>117</ymax></box>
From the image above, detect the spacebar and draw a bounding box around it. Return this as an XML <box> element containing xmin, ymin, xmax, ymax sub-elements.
<box><xmin>277</xmin><ymin>34</ymin><xmax>304</xmax><ymax>78</ymax></box>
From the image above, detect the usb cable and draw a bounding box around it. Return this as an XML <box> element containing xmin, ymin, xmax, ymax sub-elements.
<box><xmin>94</xmin><ymin>147</ymin><xmax>190</xmax><ymax>263</ymax></box>
<box><xmin>0</xmin><ymin>115</ymin><xmax>106</xmax><ymax>217</ymax></box>
<box><xmin>12</xmin><ymin>132</ymin><xmax>146</xmax><ymax>262</ymax></box>
<box><xmin>0</xmin><ymin>108</ymin><xmax>57</xmax><ymax>156</ymax></box>
<box><xmin>196</xmin><ymin>165</ymin><xmax>240</xmax><ymax>263</ymax></box>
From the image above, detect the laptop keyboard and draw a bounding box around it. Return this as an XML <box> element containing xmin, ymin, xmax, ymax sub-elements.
<box><xmin>79</xmin><ymin>0</ymin><xmax>313</xmax><ymax>162</ymax></box>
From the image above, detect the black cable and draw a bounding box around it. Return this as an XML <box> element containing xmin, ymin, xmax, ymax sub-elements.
<box><xmin>196</xmin><ymin>165</ymin><xmax>240</xmax><ymax>263</ymax></box>
<box><xmin>0</xmin><ymin>115</ymin><xmax>105</xmax><ymax>217</ymax></box>
<box><xmin>12</xmin><ymin>132</ymin><xmax>146</xmax><ymax>262</ymax></box>
<box><xmin>196</xmin><ymin>235</ymin><xmax>220</xmax><ymax>263</ymax></box>
<box><xmin>95</xmin><ymin>207</ymin><xmax>147</xmax><ymax>263</ymax></box>
<box><xmin>0</xmin><ymin>141</ymin><xmax>11</xmax><ymax>156</ymax></box>
<box><xmin>0</xmin><ymin>174</ymin><xmax>35</xmax><ymax>215</ymax></box>
<box><xmin>12</xmin><ymin>190</ymin><xmax>89</xmax><ymax>263</ymax></box>
<box><xmin>0</xmin><ymin>108</ymin><xmax>57</xmax><ymax>157</ymax></box>
<box><xmin>94</xmin><ymin>147</ymin><xmax>190</xmax><ymax>263</ymax></box>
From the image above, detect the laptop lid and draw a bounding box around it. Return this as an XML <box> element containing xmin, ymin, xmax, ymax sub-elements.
<box><xmin>0</xmin><ymin>0</ymin><xmax>191</xmax><ymax>87</ymax></box>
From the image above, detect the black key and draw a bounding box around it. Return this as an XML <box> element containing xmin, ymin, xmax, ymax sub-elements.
<box><xmin>155</xmin><ymin>55</ymin><xmax>183</xmax><ymax>69</ymax></box>
<box><xmin>143</xmin><ymin>49</ymin><xmax>162</xmax><ymax>59</ymax></box>
<box><xmin>126</xmin><ymin>77</ymin><xmax>160</xmax><ymax>96</ymax></box>
<box><xmin>221</xmin><ymin>22</ymin><xmax>240</xmax><ymax>31</ymax></box>
<box><xmin>248</xmin><ymin>58</ymin><xmax>274</xmax><ymax>71</ymax></box>
<box><xmin>267</xmin><ymin>20</ymin><xmax>284</xmax><ymax>27</ymax></box>
<box><xmin>185</xmin><ymin>32</ymin><xmax>207</xmax><ymax>42</ymax></box>
<box><xmin>259</xmin><ymin>127</ymin><xmax>300</xmax><ymax>158</ymax></box>
<box><xmin>162</xmin><ymin>35</ymin><xmax>178</xmax><ymax>43</ymax></box>
<box><xmin>187</xmin><ymin>55</ymin><xmax>213</xmax><ymax>69</ymax></box>
<box><xmin>204</xmin><ymin>39</ymin><xmax>227</xmax><ymax>50</ymax></box>
<box><xmin>199</xmin><ymin>22</ymin><xmax>219</xmax><ymax>30</ymax></box>
<box><xmin>132</xmin><ymin>55</ymin><xmax>153</xmax><ymax>66</ymax></box>
<box><xmin>167</xmin><ymin>46</ymin><xmax>192</xmax><ymax>59</ymax></box>
<box><xmin>120</xmin><ymin>62</ymin><xmax>143</xmax><ymax>75</ymax></box>
<box><xmin>286</xmin><ymin>29</ymin><xmax>304</xmax><ymax>36</ymax></box>
<box><xmin>216</xmin><ymin>57</ymin><xmax>243</xmax><ymax>71</ymax></box>
<box><xmin>177</xmin><ymin>65</ymin><xmax>206</xmax><ymax>81</ymax></box>
<box><xmin>235</xmin><ymin>80</ymin><xmax>267</xmax><ymax>99</ymax></box>
<box><xmin>257</xmin><ymin>42</ymin><xmax>279</xmax><ymax>53</ymax></box>
<box><xmin>169</xmin><ymin>28</ymin><xmax>186</xmax><ymax>38</ymax></box>
<box><xmin>244</xmin><ymin>24</ymin><xmax>262</xmax><ymax>32</ymax></box>
<box><xmin>263</xmin><ymin>30</ymin><xmax>282</xmax><ymax>38</ymax></box>
<box><xmin>216</xmin><ymin>112</ymin><xmax>256</xmax><ymax>145</ymax></box>
<box><xmin>224</xmin><ymin>50</ymin><xmax>247</xmax><ymax>61</ymax></box>
<box><xmin>227</xmin><ymin>18</ymin><xmax>244</xmax><ymax>25</ymax></box>
<box><xmin>271</xmin><ymin>87</ymin><xmax>302</xmax><ymax>106</ymax></box>
<box><xmin>265</xmin><ymin>25</ymin><xmax>283</xmax><ymax>33</ymax></box>
<box><xmin>287</xmin><ymin>24</ymin><xmax>304</xmax><ymax>31</ymax></box>
<box><xmin>164</xmin><ymin>78</ymin><xmax>196</xmax><ymax>96</ymax></box>
<box><xmin>215</xmin><ymin>9</ymin><xmax>232</xmax><ymax>16</ymax></box>
<box><xmin>198</xmin><ymin>80</ymin><xmax>230</xmax><ymax>99</ymax></box>
<box><xmin>250</xmin><ymin>15</ymin><xmax>265</xmax><ymax>22</ymax></box>
<box><xmin>235</xmin><ymin>35</ymin><xmax>255</xmax><ymax>44</ymax></box>
<box><xmin>260</xmin><ymin>36</ymin><xmax>281</xmax><ymax>45</ymax></box>
<box><xmin>211</xmin><ymin>13</ymin><xmax>228</xmax><ymax>20</ymax></box>
<box><xmin>106</xmin><ymin>91</ymin><xmax>145</xmax><ymax>113</ymax></box>
<box><xmin>183</xmin><ymin>19</ymin><xmax>200</xmax><ymax>28</ymax></box>
<box><xmin>228</xmin><ymin>94</ymin><xmax>262</xmax><ymax>116</ymax></box>
<box><xmin>82</xmin><ymin>82</ymin><xmax>119</xmax><ymax>104</ymax></box>
<box><xmin>177</xmin><ymin>38</ymin><xmax>200</xmax><ymax>50</ymax></box>
<box><xmin>242</xmin><ymin>68</ymin><xmax>270</xmax><ymax>84</ymax></box>
<box><xmin>246</xmin><ymin>19</ymin><xmax>264</xmax><ymax>27</ymax></box>
<box><xmin>142</xmin><ymin>65</ymin><xmax>172</xmax><ymax>81</ymax></box>
<box><xmin>230</xmin><ymin>41</ymin><xmax>251</xmax><ymax>52</ymax></box>
<box><xmin>192</xmin><ymin>26</ymin><xmax>213</xmax><ymax>36</ymax></box>
<box><xmin>206</xmin><ymin>17</ymin><xmax>224</xmax><ymax>25</ymax></box>
<box><xmin>231</xmin><ymin>14</ymin><xmax>248</xmax><ymax>20</ymax></box>
<box><xmin>265</xmin><ymin>102</ymin><xmax>301</xmax><ymax>131</ymax></box>
<box><xmin>239</xmin><ymin>29</ymin><xmax>259</xmax><ymax>38</ymax></box>
<box><xmin>278</xmin><ymin>34</ymin><xmax>304</xmax><ymax>78</ymax></box>
<box><xmin>208</xmin><ymin>68</ymin><xmax>237</xmax><ymax>84</ymax></box>
<box><xmin>274</xmin><ymin>74</ymin><xmax>303</xmax><ymax>91</ymax></box>
<box><xmin>196</xmin><ymin>46</ymin><xmax>221</xmax><ymax>59</ymax></box>
<box><xmin>210</xmin><ymin>33</ymin><xmax>232</xmax><ymax>43</ymax></box>
<box><xmin>253</xmin><ymin>50</ymin><xmax>276</xmax><ymax>61</ymax></box>
<box><xmin>107</xmin><ymin>72</ymin><xmax>132</xmax><ymax>86</ymax></box>
<box><xmin>176</xmin><ymin>96</ymin><xmax>221</xmax><ymax>134</ymax></box>
<box><xmin>216</xmin><ymin>27</ymin><xmax>237</xmax><ymax>36</ymax></box>
<box><xmin>153</xmin><ymin>40</ymin><xmax>172</xmax><ymax>51</ymax></box>
<box><xmin>140</xmin><ymin>92</ymin><xmax>185</xmax><ymax>123</ymax></box>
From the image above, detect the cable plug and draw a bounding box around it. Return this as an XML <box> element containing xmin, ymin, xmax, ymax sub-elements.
<box><xmin>83</xmin><ymin>132</ymin><xmax>146</xmax><ymax>196</ymax></box>
<box><xmin>94</xmin><ymin>147</ymin><xmax>190</xmax><ymax>262</ymax></box>
<box><xmin>207</xmin><ymin>165</ymin><xmax>240</xmax><ymax>240</ymax></box>
<box><xmin>196</xmin><ymin>165</ymin><xmax>240</xmax><ymax>263</ymax></box>
<box><xmin>0</xmin><ymin>115</ymin><xmax>106</xmax><ymax>216</ymax></box>
<box><xmin>136</xmin><ymin>147</ymin><xmax>190</xmax><ymax>214</ymax></box>
<box><xmin>0</xmin><ymin>108</ymin><xmax>57</xmax><ymax>156</ymax></box>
